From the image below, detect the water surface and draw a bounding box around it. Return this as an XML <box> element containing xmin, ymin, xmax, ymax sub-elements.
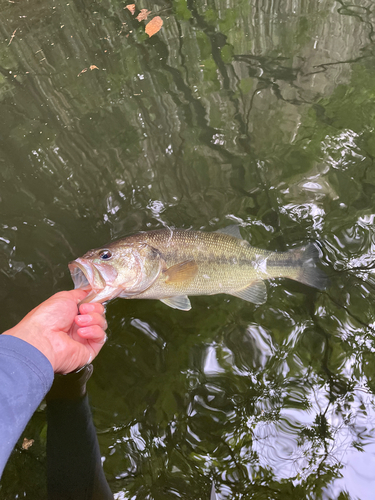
<box><xmin>1</xmin><ymin>0</ymin><xmax>375</xmax><ymax>498</ymax></box>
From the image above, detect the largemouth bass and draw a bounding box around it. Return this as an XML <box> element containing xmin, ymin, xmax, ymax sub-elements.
<box><xmin>69</xmin><ymin>226</ymin><xmax>327</xmax><ymax>311</ymax></box>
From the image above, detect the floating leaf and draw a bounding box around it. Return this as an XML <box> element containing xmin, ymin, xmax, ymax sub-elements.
<box><xmin>8</xmin><ymin>28</ymin><xmax>18</xmax><ymax>46</ymax></box>
<box><xmin>136</xmin><ymin>9</ymin><xmax>151</xmax><ymax>22</ymax></box>
<box><xmin>145</xmin><ymin>16</ymin><xmax>163</xmax><ymax>37</ymax></box>
<box><xmin>90</xmin><ymin>65</ymin><xmax>99</xmax><ymax>70</ymax></box>
<box><xmin>22</xmin><ymin>438</ymin><xmax>34</xmax><ymax>450</ymax></box>
<box><xmin>125</xmin><ymin>4</ymin><xmax>135</xmax><ymax>14</ymax></box>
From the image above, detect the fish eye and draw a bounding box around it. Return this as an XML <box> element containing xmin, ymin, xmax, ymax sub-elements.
<box><xmin>99</xmin><ymin>249</ymin><xmax>112</xmax><ymax>260</ymax></box>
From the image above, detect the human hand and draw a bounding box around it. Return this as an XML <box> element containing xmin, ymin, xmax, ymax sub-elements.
<box><xmin>2</xmin><ymin>290</ymin><xmax>107</xmax><ymax>374</ymax></box>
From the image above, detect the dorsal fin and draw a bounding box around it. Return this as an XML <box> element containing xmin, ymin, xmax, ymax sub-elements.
<box><xmin>163</xmin><ymin>260</ymin><xmax>198</xmax><ymax>284</ymax></box>
<box><xmin>215</xmin><ymin>225</ymin><xmax>243</xmax><ymax>239</ymax></box>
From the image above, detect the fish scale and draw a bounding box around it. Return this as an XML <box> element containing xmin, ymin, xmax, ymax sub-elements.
<box><xmin>69</xmin><ymin>226</ymin><xmax>328</xmax><ymax>310</ymax></box>
<box><xmin>133</xmin><ymin>229</ymin><xmax>290</xmax><ymax>298</ymax></box>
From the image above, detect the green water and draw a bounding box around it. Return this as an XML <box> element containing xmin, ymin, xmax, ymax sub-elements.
<box><xmin>2</xmin><ymin>0</ymin><xmax>375</xmax><ymax>498</ymax></box>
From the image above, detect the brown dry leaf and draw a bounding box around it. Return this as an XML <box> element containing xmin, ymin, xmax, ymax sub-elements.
<box><xmin>22</xmin><ymin>438</ymin><xmax>34</xmax><ymax>450</ymax></box>
<box><xmin>125</xmin><ymin>4</ymin><xmax>135</xmax><ymax>15</ymax></box>
<box><xmin>77</xmin><ymin>68</ymin><xmax>88</xmax><ymax>77</ymax></box>
<box><xmin>136</xmin><ymin>9</ymin><xmax>151</xmax><ymax>22</ymax></box>
<box><xmin>90</xmin><ymin>65</ymin><xmax>99</xmax><ymax>70</ymax></box>
<box><xmin>145</xmin><ymin>16</ymin><xmax>163</xmax><ymax>37</ymax></box>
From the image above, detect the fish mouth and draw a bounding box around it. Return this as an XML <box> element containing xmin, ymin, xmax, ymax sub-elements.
<box><xmin>68</xmin><ymin>258</ymin><xmax>107</xmax><ymax>304</ymax></box>
<box><xmin>69</xmin><ymin>262</ymin><xmax>91</xmax><ymax>290</ymax></box>
<box><xmin>68</xmin><ymin>258</ymin><xmax>120</xmax><ymax>304</ymax></box>
<box><xmin>68</xmin><ymin>260</ymin><xmax>95</xmax><ymax>291</ymax></box>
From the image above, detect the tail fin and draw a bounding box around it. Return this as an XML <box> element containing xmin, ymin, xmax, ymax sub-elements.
<box><xmin>297</xmin><ymin>243</ymin><xmax>329</xmax><ymax>291</ymax></box>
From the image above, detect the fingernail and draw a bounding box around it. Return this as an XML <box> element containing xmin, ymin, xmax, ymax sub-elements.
<box><xmin>76</xmin><ymin>314</ymin><xmax>91</xmax><ymax>325</ymax></box>
<box><xmin>81</xmin><ymin>304</ymin><xmax>95</xmax><ymax>312</ymax></box>
<box><xmin>78</xmin><ymin>327</ymin><xmax>91</xmax><ymax>335</ymax></box>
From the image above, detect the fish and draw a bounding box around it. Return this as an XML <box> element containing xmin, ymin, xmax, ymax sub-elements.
<box><xmin>68</xmin><ymin>226</ymin><xmax>328</xmax><ymax>311</ymax></box>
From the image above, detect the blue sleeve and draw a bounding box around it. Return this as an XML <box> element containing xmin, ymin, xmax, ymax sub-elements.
<box><xmin>0</xmin><ymin>335</ymin><xmax>54</xmax><ymax>477</ymax></box>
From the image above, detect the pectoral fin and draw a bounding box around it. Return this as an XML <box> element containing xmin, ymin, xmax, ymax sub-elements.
<box><xmin>160</xmin><ymin>296</ymin><xmax>192</xmax><ymax>311</ymax></box>
<box><xmin>163</xmin><ymin>260</ymin><xmax>198</xmax><ymax>284</ymax></box>
<box><xmin>230</xmin><ymin>280</ymin><xmax>267</xmax><ymax>305</ymax></box>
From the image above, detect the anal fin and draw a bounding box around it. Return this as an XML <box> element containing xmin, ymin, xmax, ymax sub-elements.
<box><xmin>230</xmin><ymin>280</ymin><xmax>267</xmax><ymax>305</ymax></box>
<box><xmin>160</xmin><ymin>296</ymin><xmax>192</xmax><ymax>311</ymax></box>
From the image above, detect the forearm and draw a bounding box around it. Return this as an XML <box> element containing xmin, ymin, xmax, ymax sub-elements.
<box><xmin>0</xmin><ymin>335</ymin><xmax>54</xmax><ymax>477</ymax></box>
<box><xmin>47</xmin><ymin>393</ymin><xmax>113</xmax><ymax>499</ymax></box>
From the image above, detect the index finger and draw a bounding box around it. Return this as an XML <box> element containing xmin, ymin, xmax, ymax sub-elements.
<box><xmin>79</xmin><ymin>302</ymin><xmax>105</xmax><ymax>315</ymax></box>
<box><xmin>49</xmin><ymin>289</ymin><xmax>89</xmax><ymax>304</ymax></box>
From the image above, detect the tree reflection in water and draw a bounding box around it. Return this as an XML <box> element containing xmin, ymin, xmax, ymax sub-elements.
<box><xmin>1</xmin><ymin>0</ymin><xmax>375</xmax><ymax>498</ymax></box>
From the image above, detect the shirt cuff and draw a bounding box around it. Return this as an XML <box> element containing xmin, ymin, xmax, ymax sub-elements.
<box><xmin>0</xmin><ymin>335</ymin><xmax>54</xmax><ymax>392</ymax></box>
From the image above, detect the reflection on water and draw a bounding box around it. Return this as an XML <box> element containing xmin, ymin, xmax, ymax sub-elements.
<box><xmin>2</xmin><ymin>0</ymin><xmax>375</xmax><ymax>498</ymax></box>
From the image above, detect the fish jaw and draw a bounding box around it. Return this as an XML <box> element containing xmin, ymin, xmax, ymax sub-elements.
<box><xmin>78</xmin><ymin>285</ymin><xmax>122</xmax><ymax>304</ymax></box>
<box><xmin>68</xmin><ymin>258</ymin><xmax>120</xmax><ymax>304</ymax></box>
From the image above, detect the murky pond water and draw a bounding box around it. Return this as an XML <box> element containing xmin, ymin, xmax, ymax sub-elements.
<box><xmin>2</xmin><ymin>0</ymin><xmax>375</xmax><ymax>498</ymax></box>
